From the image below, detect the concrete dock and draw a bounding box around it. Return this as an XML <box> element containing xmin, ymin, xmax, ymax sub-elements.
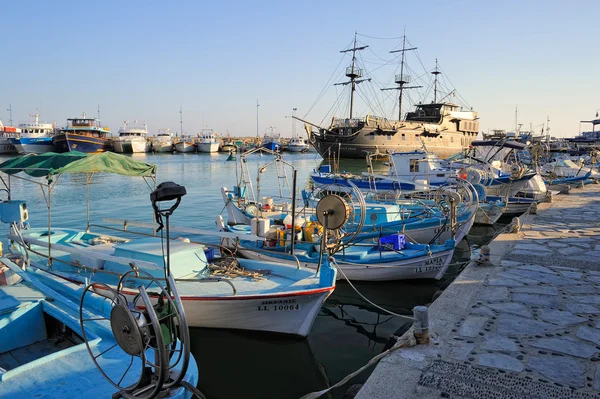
<box><xmin>357</xmin><ymin>184</ymin><xmax>600</xmax><ymax>398</ymax></box>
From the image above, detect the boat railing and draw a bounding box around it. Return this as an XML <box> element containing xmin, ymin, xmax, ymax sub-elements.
<box><xmin>331</xmin><ymin>117</ymin><xmax>364</xmax><ymax>128</ymax></box>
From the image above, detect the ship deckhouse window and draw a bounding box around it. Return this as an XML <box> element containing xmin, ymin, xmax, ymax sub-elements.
<box><xmin>402</xmin><ymin>133</ymin><xmax>406</xmax><ymax>141</ymax></box>
<box><xmin>410</xmin><ymin>159</ymin><xmax>419</xmax><ymax>173</ymax></box>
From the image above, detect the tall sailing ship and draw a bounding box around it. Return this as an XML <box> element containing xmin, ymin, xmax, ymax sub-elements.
<box><xmin>300</xmin><ymin>33</ymin><xmax>479</xmax><ymax>159</ymax></box>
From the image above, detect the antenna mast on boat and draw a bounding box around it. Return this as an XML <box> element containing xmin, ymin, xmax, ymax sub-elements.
<box><xmin>256</xmin><ymin>100</ymin><xmax>260</xmax><ymax>138</ymax></box>
<box><xmin>432</xmin><ymin>59</ymin><xmax>441</xmax><ymax>103</ymax></box>
<box><xmin>179</xmin><ymin>106</ymin><xmax>183</xmax><ymax>137</ymax></box>
<box><xmin>97</xmin><ymin>104</ymin><xmax>100</xmax><ymax>120</ymax></box>
<box><xmin>30</xmin><ymin>110</ymin><xmax>40</xmax><ymax>125</ymax></box>
<box><xmin>335</xmin><ymin>32</ymin><xmax>370</xmax><ymax>119</ymax></box>
<box><xmin>382</xmin><ymin>28</ymin><xmax>422</xmax><ymax>120</ymax></box>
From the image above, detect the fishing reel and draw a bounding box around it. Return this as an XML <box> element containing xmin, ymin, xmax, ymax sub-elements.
<box><xmin>530</xmin><ymin>144</ymin><xmax>544</xmax><ymax>164</ymax></box>
<box><xmin>509</xmin><ymin>164</ymin><xmax>526</xmax><ymax>180</ymax></box>
<box><xmin>79</xmin><ymin>270</ymin><xmax>191</xmax><ymax>399</ymax></box>
<box><xmin>460</xmin><ymin>165</ymin><xmax>491</xmax><ymax>186</ymax></box>
<box><xmin>313</xmin><ymin>180</ymin><xmax>365</xmax><ymax>255</ymax></box>
<box><xmin>433</xmin><ymin>180</ymin><xmax>477</xmax><ymax>220</ymax></box>
<box><xmin>312</xmin><ymin>180</ymin><xmax>365</xmax><ymax>247</ymax></box>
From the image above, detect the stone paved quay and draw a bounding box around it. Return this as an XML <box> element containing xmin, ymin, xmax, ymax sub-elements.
<box><xmin>357</xmin><ymin>184</ymin><xmax>600</xmax><ymax>399</ymax></box>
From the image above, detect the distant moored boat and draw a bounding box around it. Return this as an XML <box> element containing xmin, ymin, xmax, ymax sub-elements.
<box><xmin>52</xmin><ymin>113</ymin><xmax>111</xmax><ymax>153</ymax></box>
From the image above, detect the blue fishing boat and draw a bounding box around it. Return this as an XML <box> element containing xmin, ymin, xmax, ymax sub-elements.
<box><xmin>52</xmin><ymin>113</ymin><xmax>112</xmax><ymax>153</ymax></box>
<box><xmin>0</xmin><ymin>259</ymin><xmax>199</xmax><ymax>399</ymax></box>
<box><xmin>261</xmin><ymin>128</ymin><xmax>281</xmax><ymax>152</ymax></box>
<box><xmin>227</xmin><ymin>236</ymin><xmax>456</xmax><ymax>281</ymax></box>
<box><xmin>0</xmin><ymin>152</ymin><xmax>335</xmax><ymax>337</ymax></box>
<box><xmin>11</xmin><ymin>112</ymin><xmax>57</xmax><ymax>154</ymax></box>
<box><xmin>311</xmin><ymin>148</ymin><xmax>536</xmax><ymax>198</ymax></box>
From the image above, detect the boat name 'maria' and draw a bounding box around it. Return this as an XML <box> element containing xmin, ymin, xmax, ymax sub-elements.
<box><xmin>414</xmin><ymin>256</ymin><xmax>445</xmax><ymax>273</ymax></box>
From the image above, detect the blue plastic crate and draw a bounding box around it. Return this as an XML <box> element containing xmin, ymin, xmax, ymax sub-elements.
<box><xmin>379</xmin><ymin>234</ymin><xmax>405</xmax><ymax>250</ymax></box>
<box><xmin>319</xmin><ymin>165</ymin><xmax>331</xmax><ymax>174</ymax></box>
<box><xmin>204</xmin><ymin>247</ymin><xmax>215</xmax><ymax>261</ymax></box>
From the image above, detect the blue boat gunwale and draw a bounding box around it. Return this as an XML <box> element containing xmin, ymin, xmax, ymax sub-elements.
<box><xmin>0</xmin><ymin>262</ymin><xmax>102</xmax><ymax>382</ymax></box>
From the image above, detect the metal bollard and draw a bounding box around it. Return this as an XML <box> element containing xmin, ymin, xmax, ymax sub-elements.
<box><xmin>413</xmin><ymin>306</ymin><xmax>430</xmax><ymax>344</ymax></box>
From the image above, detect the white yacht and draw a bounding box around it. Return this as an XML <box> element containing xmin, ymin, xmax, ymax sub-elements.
<box><xmin>152</xmin><ymin>128</ymin><xmax>174</xmax><ymax>153</ymax></box>
<box><xmin>288</xmin><ymin>135</ymin><xmax>309</xmax><ymax>152</ymax></box>
<box><xmin>13</xmin><ymin>113</ymin><xmax>55</xmax><ymax>154</ymax></box>
<box><xmin>196</xmin><ymin>128</ymin><xmax>220</xmax><ymax>153</ymax></box>
<box><xmin>112</xmin><ymin>121</ymin><xmax>151</xmax><ymax>153</ymax></box>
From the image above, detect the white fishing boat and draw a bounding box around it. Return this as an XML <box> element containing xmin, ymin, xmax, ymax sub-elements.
<box><xmin>226</xmin><ymin>236</ymin><xmax>456</xmax><ymax>281</ymax></box>
<box><xmin>152</xmin><ymin>128</ymin><xmax>174</xmax><ymax>152</ymax></box>
<box><xmin>196</xmin><ymin>128</ymin><xmax>220</xmax><ymax>153</ymax></box>
<box><xmin>112</xmin><ymin>121</ymin><xmax>151</xmax><ymax>153</ymax></box>
<box><xmin>13</xmin><ymin>112</ymin><xmax>56</xmax><ymax>154</ymax></box>
<box><xmin>288</xmin><ymin>135</ymin><xmax>309</xmax><ymax>152</ymax></box>
<box><xmin>0</xmin><ymin>153</ymin><xmax>336</xmax><ymax>337</ymax></box>
<box><xmin>220</xmin><ymin>133</ymin><xmax>237</xmax><ymax>153</ymax></box>
<box><xmin>175</xmin><ymin>138</ymin><xmax>196</xmax><ymax>153</ymax></box>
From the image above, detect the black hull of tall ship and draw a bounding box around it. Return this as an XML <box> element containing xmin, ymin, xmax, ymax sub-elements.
<box><xmin>52</xmin><ymin>133</ymin><xmax>112</xmax><ymax>153</ymax></box>
<box><xmin>309</xmin><ymin>129</ymin><xmax>476</xmax><ymax>160</ymax></box>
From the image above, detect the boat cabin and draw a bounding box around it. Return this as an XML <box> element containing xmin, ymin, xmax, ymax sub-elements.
<box><xmin>64</xmin><ymin>118</ymin><xmax>109</xmax><ymax>137</ymax></box>
<box><xmin>390</xmin><ymin>150</ymin><xmax>449</xmax><ymax>178</ymax></box>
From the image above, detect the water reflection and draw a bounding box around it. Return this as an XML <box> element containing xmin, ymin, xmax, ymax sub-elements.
<box><xmin>190</xmin><ymin>328</ymin><xmax>332</xmax><ymax>399</ymax></box>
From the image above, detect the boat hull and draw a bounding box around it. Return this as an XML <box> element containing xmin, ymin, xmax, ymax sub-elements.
<box><xmin>262</xmin><ymin>142</ymin><xmax>280</xmax><ymax>152</ymax></box>
<box><xmin>0</xmin><ymin>138</ymin><xmax>17</xmax><ymax>154</ymax></box>
<box><xmin>175</xmin><ymin>142</ymin><xmax>196</xmax><ymax>153</ymax></box>
<box><xmin>487</xmin><ymin>195</ymin><xmax>535</xmax><ymax>217</ymax></box>
<box><xmin>153</xmin><ymin>142</ymin><xmax>173</xmax><ymax>152</ymax></box>
<box><xmin>288</xmin><ymin>144</ymin><xmax>308</xmax><ymax>152</ymax></box>
<box><xmin>178</xmin><ymin>288</ymin><xmax>333</xmax><ymax>336</ymax></box>
<box><xmin>310</xmin><ymin>128</ymin><xmax>474</xmax><ymax>159</ymax></box>
<box><xmin>113</xmin><ymin>139</ymin><xmax>150</xmax><ymax>153</ymax></box>
<box><xmin>235</xmin><ymin>246</ymin><xmax>454</xmax><ymax>281</ymax></box>
<box><xmin>197</xmin><ymin>142</ymin><xmax>220</xmax><ymax>153</ymax></box>
<box><xmin>474</xmin><ymin>203</ymin><xmax>505</xmax><ymax>225</ymax></box>
<box><xmin>52</xmin><ymin>133</ymin><xmax>111</xmax><ymax>153</ymax></box>
<box><xmin>14</xmin><ymin>137</ymin><xmax>55</xmax><ymax>154</ymax></box>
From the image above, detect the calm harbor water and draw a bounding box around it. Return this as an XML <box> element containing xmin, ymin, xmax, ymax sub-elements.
<box><xmin>0</xmin><ymin>152</ymin><xmax>502</xmax><ymax>399</ymax></box>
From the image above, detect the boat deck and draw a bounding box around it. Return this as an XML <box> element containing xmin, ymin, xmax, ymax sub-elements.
<box><xmin>20</xmin><ymin>228</ymin><xmax>328</xmax><ymax>298</ymax></box>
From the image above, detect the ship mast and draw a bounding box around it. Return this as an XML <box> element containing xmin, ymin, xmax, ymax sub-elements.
<box><xmin>30</xmin><ymin>110</ymin><xmax>41</xmax><ymax>125</ymax></box>
<box><xmin>432</xmin><ymin>59</ymin><xmax>441</xmax><ymax>103</ymax></box>
<box><xmin>335</xmin><ymin>32</ymin><xmax>370</xmax><ymax>119</ymax></box>
<box><xmin>382</xmin><ymin>28</ymin><xmax>421</xmax><ymax>120</ymax></box>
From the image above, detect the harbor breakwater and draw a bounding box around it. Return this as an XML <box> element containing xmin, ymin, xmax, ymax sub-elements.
<box><xmin>357</xmin><ymin>183</ymin><xmax>600</xmax><ymax>398</ymax></box>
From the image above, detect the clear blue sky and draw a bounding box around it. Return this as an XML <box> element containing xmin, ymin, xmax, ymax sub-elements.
<box><xmin>2</xmin><ymin>0</ymin><xmax>598</xmax><ymax>138</ymax></box>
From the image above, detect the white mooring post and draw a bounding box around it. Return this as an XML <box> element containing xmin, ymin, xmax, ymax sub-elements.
<box><xmin>413</xmin><ymin>306</ymin><xmax>430</xmax><ymax>344</ymax></box>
